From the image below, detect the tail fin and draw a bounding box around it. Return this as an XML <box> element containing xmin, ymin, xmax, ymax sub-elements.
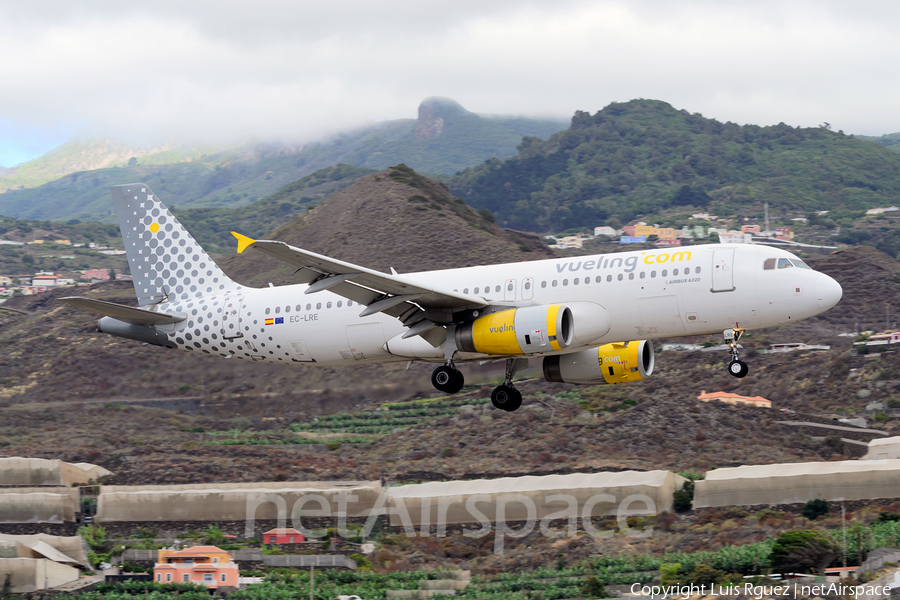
<box><xmin>110</xmin><ymin>183</ymin><xmax>245</xmax><ymax>306</ymax></box>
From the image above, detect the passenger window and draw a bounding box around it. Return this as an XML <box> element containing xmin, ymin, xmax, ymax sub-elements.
<box><xmin>673</xmin><ymin>269</ymin><xmax>679</xmax><ymax>276</ymax></box>
<box><xmin>791</xmin><ymin>259</ymin><xmax>811</xmax><ymax>269</ymax></box>
<box><xmin>285</xmin><ymin>305</ymin><xmax>290</xmax><ymax>313</ymax></box>
<box><xmin>596</xmin><ymin>276</ymin><xmax>601</xmax><ymax>283</ymax></box>
<box><xmin>617</xmin><ymin>274</ymin><xmax>623</xmax><ymax>281</ymax></box>
<box><xmin>607</xmin><ymin>275</ymin><xmax>612</xmax><ymax>282</ymax></box>
<box><xmin>316</xmin><ymin>302</ymin><xmax>322</xmax><ymax>309</ymax></box>
<box><xmin>628</xmin><ymin>273</ymin><xmax>634</xmax><ymax>280</ymax></box>
<box><xmin>524</xmin><ymin>281</ymin><xmax>531</xmax><ymax>290</ymax></box>
<box><xmin>640</xmin><ymin>272</ymin><xmax>646</xmax><ymax>279</ymax></box>
<box><xmin>275</xmin><ymin>307</ymin><xmax>281</xmax><ymax>314</ymax></box>
<box><xmin>684</xmin><ymin>267</ymin><xmax>691</xmax><ymax>275</ymax></box>
<box><xmin>763</xmin><ymin>258</ymin><xmax>776</xmax><ymax>270</ymax></box>
<box><xmin>563</xmin><ymin>279</ymin><xmax>568</xmax><ymax>286</ymax></box>
<box><xmin>327</xmin><ymin>301</ymin><xmax>332</xmax><ymax>308</ymax></box>
<box><xmin>306</xmin><ymin>304</ymin><xmax>311</xmax><ymax>311</ymax></box>
<box><xmin>507</xmin><ymin>283</ymin><xmax>514</xmax><ymax>291</ymax></box>
<box><xmin>541</xmin><ymin>281</ymin><xmax>547</xmax><ymax>288</ymax></box>
<box><xmin>584</xmin><ymin>277</ymin><xmax>590</xmax><ymax>284</ymax></box>
<box><xmin>464</xmin><ymin>288</ymin><xmax>469</xmax><ymax>294</ymax></box>
<box><xmin>474</xmin><ymin>287</ymin><xmax>479</xmax><ymax>294</ymax></box>
<box><xmin>265</xmin><ymin>308</ymin><xmax>271</xmax><ymax>315</ymax></box>
<box><xmin>295</xmin><ymin>304</ymin><xmax>301</xmax><ymax>312</ymax></box>
<box><xmin>651</xmin><ymin>271</ymin><xmax>657</xmax><ymax>278</ymax></box>
<box><xmin>662</xmin><ymin>270</ymin><xmax>668</xmax><ymax>277</ymax></box>
<box><xmin>696</xmin><ymin>266</ymin><xmax>701</xmax><ymax>273</ymax></box>
<box><xmin>337</xmin><ymin>301</ymin><xmax>342</xmax><ymax>307</ymax></box>
<box><xmin>348</xmin><ymin>301</ymin><xmax>353</xmax><ymax>306</ymax></box>
<box><xmin>495</xmin><ymin>285</ymin><xmax>501</xmax><ymax>292</ymax></box>
<box><xmin>552</xmin><ymin>280</ymin><xmax>558</xmax><ymax>287</ymax></box>
<box><xmin>573</xmin><ymin>278</ymin><xmax>579</xmax><ymax>285</ymax></box>
<box><xmin>777</xmin><ymin>258</ymin><xmax>793</xmax><ymax>269</ymax></box>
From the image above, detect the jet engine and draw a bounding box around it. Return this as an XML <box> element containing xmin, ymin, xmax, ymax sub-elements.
<box><xmin>455</xmin><ymin>305</ymin><xmax>573</xmax><ymax>355</ymax></box>
<box><xmin>542</xmin><ymin>340</ymin><xmax>654</xmax><ymax>384</ymax></box>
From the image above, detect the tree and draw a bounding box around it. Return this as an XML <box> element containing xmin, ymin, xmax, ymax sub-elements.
<box><xmin>802</xmin><ymin>499</ymin><xmax>829</xmax><ymax>521</ymax></box>
<box><xmin>769</xmin><ymin>530</ymin><xmax>839</xmax><ymax>574</ymax></box>
<box><xmin>660</xmin><ymin>563</ymin><xmax>681</xmax><ymax>585</ymax></box>
<box><xmin>128</xmin><ymin>157</ymin><xmax>137</xmax><ymax>166</ymax></box>
<box><xmin>108</xmin><ymin>268</ymin><xmax>116</xmax><ymax>281</ymax></box>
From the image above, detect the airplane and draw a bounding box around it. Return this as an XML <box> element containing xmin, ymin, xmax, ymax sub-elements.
<box><xmin>61</xmin><ymin>183</ymin><xmax>843</xmax><ymax>412</ymax></box>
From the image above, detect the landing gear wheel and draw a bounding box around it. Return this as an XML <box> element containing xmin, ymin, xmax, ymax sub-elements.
<box><xmin>432</xmin><ymin>365</ymin><xmax>464</xmax><ymax>394</ymax></box>
<box><xmin>491</xmin><ymin>385</ymin><xmax>522</xmax><ymax>412</ymax></box>
<box><xmin>728</xmin><ymin>360</ymin><xmax>749</xmax><ymax>378</ymax></box>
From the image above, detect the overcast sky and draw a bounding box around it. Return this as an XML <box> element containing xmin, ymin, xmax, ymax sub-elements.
<box><xmin>1</xmin><ymin>0</ymin><xmax>899</xmax><ymax>167</ymax></box>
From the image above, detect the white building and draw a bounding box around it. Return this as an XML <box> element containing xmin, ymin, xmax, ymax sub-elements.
<box><xmin>593</xmin><ymin>226</ymin><xmax>618</xmax><ymax>237</ymax></box>
<box><xmin>718</xmin><ymin>231</ymin><xmax>754</xmax><ymax>244</ymax></box>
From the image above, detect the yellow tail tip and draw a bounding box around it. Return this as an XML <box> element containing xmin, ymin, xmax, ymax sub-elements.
<box><xmin>231</xmin><ymin>232</ymin><xmax>257</xmax><ymax>254</ymax></box>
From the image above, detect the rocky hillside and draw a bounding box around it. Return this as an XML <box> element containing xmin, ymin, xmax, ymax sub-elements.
<box><xmin>219</xmin><ymin>164</ymin><xmax>555</xmax><ymax>285</ymax></box>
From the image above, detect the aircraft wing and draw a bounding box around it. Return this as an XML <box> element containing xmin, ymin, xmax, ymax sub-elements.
<box><xmin>58</xmin><ymin>297</ymin><xmax>187</xmax><ymax>326</ymax></box>
<box><xmin>232</xmin><ymin>232</ymin><xmax>487</xmax><ymax>323</ymax></box>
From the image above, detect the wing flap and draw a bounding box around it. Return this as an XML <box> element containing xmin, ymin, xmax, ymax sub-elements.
<box><xmin>59</xmin><ymin>297</ymin><xmax>186</xmax><ymax>326</ymax></box>
<box><xmin>232</xmin><ymin>233</ymin><xmax>487</xmax><ymax>313</ymax></box>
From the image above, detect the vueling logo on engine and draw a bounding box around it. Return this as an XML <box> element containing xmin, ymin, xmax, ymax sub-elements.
<box><xmin>489</xmin><ymin>324</ymin><xmax>515</xmax><ymax>334</ymax></box>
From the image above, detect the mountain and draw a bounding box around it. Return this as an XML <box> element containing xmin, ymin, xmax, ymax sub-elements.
<box><xmin>0</xmin><ymin>99</ymin><xmax>567</xmax><ymax>222</ymax></box>
<box><xmin>219</xmin><ymin>164</ymin><xmax>555</xmax><ymax>286</ymax></box>
<box><xmin>857</xmin><ymin>131</ymin><xmax>900</xmax><ymax>153</ymax></box>
<box><xmin>449</xmin><ymin>99</ymin><xmax>900</xmax><ymax>232</ymax></box>
<box><xmin>0</xmin><ymin>138</ymin><xmax>221</xmax><ymax>193</ymax></box>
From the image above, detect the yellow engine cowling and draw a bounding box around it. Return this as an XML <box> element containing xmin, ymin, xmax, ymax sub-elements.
<box><xmin>455</xmin><ymin>305</ymin><xmax>573</xmax><ymax>355</ymax></box>
<box><xmin>542</xmin><ymin>340</ymin><xmax>654</xmax><ymax>384</ymax></box>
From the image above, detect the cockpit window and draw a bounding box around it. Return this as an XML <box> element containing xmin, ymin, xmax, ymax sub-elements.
<box><xmin>763</xmin><ymin>258</ymin><xmax>776</xmax><ymax>270</ymax></box>
<box><xmin>790</xmin><ymin>259</ymin><xmax>811</xmax><ymax>269</ymax></box>
<box><xmin>777</xmin><ymin>258</ymin><xmax>794</xmax><ymax>269</ymax></box>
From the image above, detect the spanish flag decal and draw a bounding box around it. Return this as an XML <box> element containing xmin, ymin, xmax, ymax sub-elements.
<box><xmin>265</xmin><ymin>318</ymin><xmax>274</xmax><ymax>325</ymax></box>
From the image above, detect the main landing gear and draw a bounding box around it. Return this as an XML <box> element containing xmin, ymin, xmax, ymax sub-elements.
<box><xmin>724</xmin><ymin>327</ymin><xmax>749</xmax><ymax>378</ymax></box>
<box><xmin>431</xmin><ymin>364</ymin><xmax>465</xmax><ymax>394</ymax></box>
<box><xmin>491</xmin><ymin>358</ymin><xmax>528</xmax><ymax>412</ymax></box>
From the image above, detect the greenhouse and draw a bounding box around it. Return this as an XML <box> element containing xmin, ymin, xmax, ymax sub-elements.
<box><xmin>694</xmin><ymin>459</ymin><xmax>900</xmax><ymax>507</ymax></box>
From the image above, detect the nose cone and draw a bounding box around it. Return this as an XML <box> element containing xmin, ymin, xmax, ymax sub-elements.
<box><xmin>816</xmin><ymin>273</ymin><xmax>842</xmax><ymax>311</ymax></box>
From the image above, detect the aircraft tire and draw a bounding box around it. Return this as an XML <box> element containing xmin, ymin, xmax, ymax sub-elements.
<box><xmin>491</xmin><ymin>385</ymin><xmax>522</xmax><ymax>411</ymax></box>
<box><xmin>728</xmin><ymin>360</ymin><xmax>749</xmax><ymax>378</ymax></box>
<box><xmin>432</xmin><ymin>365</ymin><xmax>464</xmax><ymax>393</ymax></box>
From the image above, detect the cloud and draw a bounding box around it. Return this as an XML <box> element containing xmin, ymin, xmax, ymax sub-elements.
<box><xmin>0</xmin><ymin>0</ymin><xmax>899</xmax><ymax>160</ymax></box>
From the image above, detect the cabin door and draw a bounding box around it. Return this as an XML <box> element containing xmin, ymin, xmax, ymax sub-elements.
<box><xmin>711</xmin><ymin>249</ymin><xmax>736</xmax><ymax>293</ymax></box>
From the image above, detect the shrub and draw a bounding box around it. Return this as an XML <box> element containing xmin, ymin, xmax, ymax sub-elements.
<box><xmin>349</xmin><ymin>553</ymin><xmax>373</xmax><ymax>571</ymax></box>
<box><xmin>581</xmin><ymin>575</ymin><xmax>610</xmax><ymax>598</ymax></box>
<box><xmin>673</xmin><ymin>480</ymin><xmax>695</xmax><ymax>512</ymax></box>
<box><xmin>802</xmin><ymin>499</ymin><xmax>829</xmax><ymax>521</ymax></box>
<box><xmin>769</xmin><ymin>530</ymin><xmax>839</xmax><ymax>574</ymax></box>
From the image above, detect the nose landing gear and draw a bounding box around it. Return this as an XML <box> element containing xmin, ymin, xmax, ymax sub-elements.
<box><xmin>724</xmin><ymin>327</ymin><xmax>749</xmax><ymax>378</ymax></box>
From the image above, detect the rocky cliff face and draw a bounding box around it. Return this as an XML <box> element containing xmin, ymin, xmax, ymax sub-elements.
<box><xmin>413</xmin><ymin>97</ymin><xmax>470</xmax><ymax>140</ymax></box>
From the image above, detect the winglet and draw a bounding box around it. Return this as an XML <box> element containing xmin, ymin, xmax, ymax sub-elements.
<box><xmin>231</xmin><ymin>231</ymin><xmax>257</xmax><ymax>254</ymax></box>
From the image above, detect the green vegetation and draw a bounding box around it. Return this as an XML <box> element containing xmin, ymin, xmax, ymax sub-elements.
<box><xmin>290</xmin><ymin>397</ymin><xmax>491</xmax><ymax>435</ymax></box>
<box><xmin>450</xmin><ymin>99</ymin><xmax>900</xmax><ymax>232</ymax></box>
<box><xmin>769</xmin><ymin>529</ymin><xmax>839</xmax><ymax>574</ymax></box>
<box><xmin>801</xmin><ymin>498</ymin><xmax>829</xmax><ymax>521</ymax></box>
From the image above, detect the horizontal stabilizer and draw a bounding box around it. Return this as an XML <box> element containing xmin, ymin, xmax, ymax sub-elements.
<box><xmin>58</xmin><ymin>297</ymin><xmax>186</xmax><ymax>326</ymax></box>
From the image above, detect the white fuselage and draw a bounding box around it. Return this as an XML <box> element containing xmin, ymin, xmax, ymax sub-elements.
<box><xmin>155</xmin><ymin>244</ymin><xmax>841</xmax><ymax>367</ymax></box>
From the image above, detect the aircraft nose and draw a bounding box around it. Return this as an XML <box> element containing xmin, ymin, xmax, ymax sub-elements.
<box><xmin>816</xmin><ymin>273</ymin><xmax>842</xmax><ymax>311</ymax></box>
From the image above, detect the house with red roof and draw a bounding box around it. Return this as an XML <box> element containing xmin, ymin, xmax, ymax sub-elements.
<box><xmin>153</xmin><ymin>545</ymin><xmax>238</xmax><ymax>589</ymax></box>
<box><xmin>263</xmin><ymin>528</ymin><xmax>306</xmax><ymax>544</ymax></box>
